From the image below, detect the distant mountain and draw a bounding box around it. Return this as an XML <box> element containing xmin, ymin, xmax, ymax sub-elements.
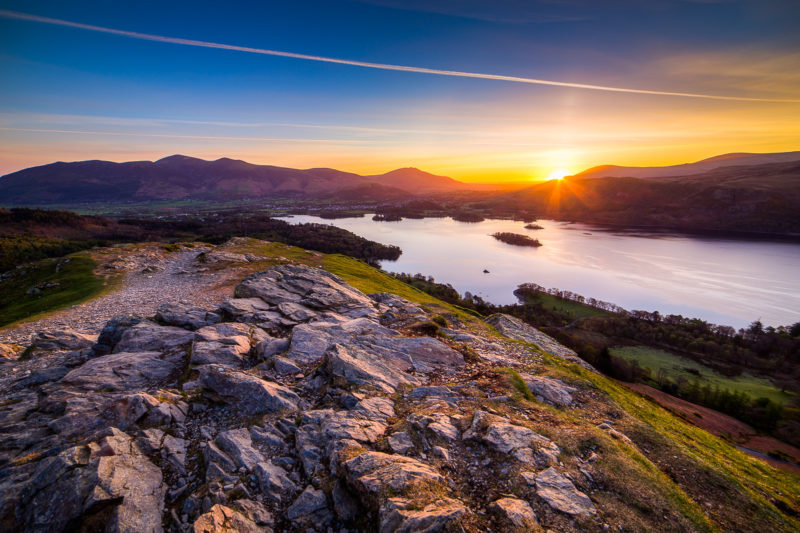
<box><xmin>0</xmin><ymin>155</ymin><xmax>474</xmax><ymax>205</ymax></box>
<box><xmin>573</xmin><ymin>151</ymin><xmax>800</xmax><ymax>180</ymax></box>
<box><xmin>365</xmin><ymin>167</ymin><xmax>469</xmax><ymax>193</ymax></box>
<box><xmin>479</xmin><ymin>159</ymin><xmax>800</xmax><ymax>234</ymax></box>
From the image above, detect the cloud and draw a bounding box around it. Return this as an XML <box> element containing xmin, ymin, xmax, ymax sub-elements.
<box><xmin>2</xmin><ymin>9</ymin><xmax>798</xmax><ymax>103</ymax></box>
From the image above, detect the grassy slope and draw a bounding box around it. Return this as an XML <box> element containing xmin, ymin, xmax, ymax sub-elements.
<box><xmin>534</xmin><ymin>292</ymin><xmax>612</xmax><ymax>319</ymax></box>
<box><xmin>611</xmin><ymin>345</ymin><xmax>791</xmax><ymax>404</ymax></box>
<box><xmin>0</xmin><ymin>254</ymin><xmax>110</xmax><ymax>328</ymax></box>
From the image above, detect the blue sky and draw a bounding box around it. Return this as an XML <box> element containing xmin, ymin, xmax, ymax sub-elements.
<box><xmin>1</xmin><ymin>0</ymin><xmax>798</xmax><ymax>180</ymax></box>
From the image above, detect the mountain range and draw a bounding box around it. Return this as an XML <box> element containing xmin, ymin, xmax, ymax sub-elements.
<box><xmin>0</xmin><ymin>155</ymin><xmax>473</xmax><ymax>204</ymax></box>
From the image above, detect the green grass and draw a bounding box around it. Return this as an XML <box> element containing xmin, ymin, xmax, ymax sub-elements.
<box><xmin>527</xmin><ymin>291</ymin><xmax>611</xmax><ymax>319</ymax></box>
<box><xmin>611</xmin><ymin>345</ymin><xmax>791</xmax><ymax>404</ymax></box>
<box><xmin>0</xmin><ymin>255</ymin><xmax>108</xmax><ymax>328</ymax></box>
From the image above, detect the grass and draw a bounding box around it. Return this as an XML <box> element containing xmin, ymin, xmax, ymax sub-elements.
<box><xmin>540</xmin><ymin>350</ymin><xmax>800</xmax><ymax>532</ymax></box>
<box><xmin>611</xmin><ymin>345</ymin><xmax>791</xmax><ymax>404</ymax></box>
<box><xmin>0</xmin><ymin>255</ymin><xmax>110</xmax><ymax>328</ymax></box>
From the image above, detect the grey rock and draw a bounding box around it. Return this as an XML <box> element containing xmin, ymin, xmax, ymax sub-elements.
<box><xmin>535</xmin><ymin>466</ymin><xmax>597</xmax><ymax>516</ymax></box>
<box><xmin>255</xmin><ymin>337</ymin><xmax>290</xmax><ymax>360</ymax></box>
<box><xmin>379</xmin><ymin>497</ymin><xmax>467</xmax><ymax>533</ymax></box>
<box><xmin>191</xmin><ymin>323</ymin><xmax>253</xmax><ymax>367</ymax></box>
<box><xmin>326</xmin><ymin>343</ymin><xmax>422</xmax><ymax>393</ymax></box>
<box><xmin>32</xmin><ymin>329</ymin><xmax>97</xmax><ymax>351</ymax></box>
<box><xmin>198</xmin><ymin>366</ymin><xmax>300</xmax><ymax>415</ymax></box>
<box><xmin>525</xmin><ymin>375</ymin><xmax>577</xmax><ymax>407</ymax></box>
<box><xmin>254</xmin><ymin>460</ymin><xmax>298</xmax><ymax>502</ymax></box>
<box><xmin>489</xmin><ymin>497</ymin><xmax>538</xmax><ymax>530</ymax></box>
<box><xmin>344</xmin><ymin>451</ymin><xmax>444</xmax><ymax>495</ymax></box>
<box><xmin>112</xmin><ymin>321</ymin><xmax>195</xmax><ymax>354</ymax></box>
<box><xmin>61</xmin><ymin>350</ymin><xmax>186</xmax><ymax>392</ymax></box>
<box><xmin>156</xmin><ymin>301</ymin><xmax>220</xmax><ymax>330</ymax></box>
<box><xmin>192</xmin><ymin>504</ymin><xmax>263</xmax><ymax>532</ymax></box>
<box><xmin>287</xmin><ymin>486</ymin><xmax>328</xmax><ymax>520</ymax></box>
<box><xmin>486</xmin><ymin>313</ymin><xmax>596</xmax><ymax>371</ymax></box>
<box><xmin>215</xmin><ymin>428</ymin><xmax>264</xmax><ymax>471</ymax></box>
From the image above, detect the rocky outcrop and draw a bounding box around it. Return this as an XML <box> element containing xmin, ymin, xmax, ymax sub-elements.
<box><xmin>0</xmin><ymin>262</ymin><xmax>611</xmax><ymax>533</ymax></box>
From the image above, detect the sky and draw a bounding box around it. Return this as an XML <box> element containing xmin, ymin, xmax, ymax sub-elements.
<box><xmin>0</xmin><ymin>0</ymin><xmax>799</xmax><ymax>182</ymax></box>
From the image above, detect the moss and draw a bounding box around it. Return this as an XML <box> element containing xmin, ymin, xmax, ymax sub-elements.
<box><xmin>431</xmin><ymin>314</ymin><xmax>448</xmax><ymax>327</ymax></box>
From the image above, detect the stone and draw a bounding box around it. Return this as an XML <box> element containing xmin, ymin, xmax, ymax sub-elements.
<box><xmin>214</xmin><ymin>429</ymin><xmax>264</xmax><ymax>471</ymax></box>
<box><xmin>232</xmin><ymin>499</ymin><xmax>274</xmax><ymax>528</ymax></box>
<box><xmin>332</xmin><ymin>480</ymin><xmax>360</xmax><ymax>521</ymax></box>
<box><xmin>486</xmin><ymin>313</ymin><xmax>595</xmax><ymax>370</ymax></box>
<box><xmin>255</xmin><ymin>337</ymin><xmax>290</xmax><ymax>360</ymax></box>
<box><xmin>156</xmin><ymin>301</ymin><xmax>221</xmax><ymax>330</ymax></box>
<box><xmin>61</xmin><ymin>350</ymin><xmax>186</xmax><ymax>392</ymax></box>
<box><xmin>388</xmin><ymin>432</ymin><xmax>415</xmax><ymax>455</ymax></box>
<box><xmin>326</xmin><ymin>344</ymin><xmax>422</xmax><ymax>393</ymax></box>
<box><xmin>192</xmin><ymin>504</ymin><xmax>262</xmax><ymax>533</ymax></box>
<box><xmin>525</xmin><ymin>375</ymin><xmax>577</xmax><ymax>407</ymax></box>
<box><xmin>344</xmin><ymin>452</ymin><xmax>444</xmax><ymax>495</ymax></box>
<box><xmin>535</xmin><ymin>467</ymin><xmax>597</xmax><ymax>516</ymax></box>
<box><xmin>191</xmin><ymin>323</ymin><xmax>253</xmax><ymax>367</ymax></box>
<box><xmin>235</xmin><ymin>265</ymin><xmax>377</xmax><ymax>317</ymax></box>
<box><xmin>32</xmin><ymin>329</ymin><xmax>97</xmax><ymax>351</ymax></box>
<box><xmin>379</xmin><ymin>497</ymin><xmax>468</xmax><ymax>533</ymax></box>
<box><xmin>273</xmin><ymin>356</ymin><xmax>302</xmax><ymax>375</ymax></box>
<box><xmin>0</xmin><ymin>342</ymin><xmax>24</xmax><ymax>359</ymax></box>
<box><xmin>287</xmin><ymin>486</ymin><xmax>328</xmax><ymax>520</ymax></box>
<box><xmin>198</xmin><ymin>366</ymin><xmax>300</xmax><ymax>415</ymax></box>
<box><xmin>163</xmin><ymin>435</ymin><xmax>187</xmax><ymax>472</ymax></box>
<box><xmin>489</xmin><ymin>497</ymin><xmax>538</xmax><ymax>530</ymax></box>
<box><xmin>113</xmin><ymin>321</ymin><xmax>195</xmax><ymax>354</ymax></box>
<box><xmin>219</xmin><ymin>298</ymin><xmax>272</xmax><ymax>320</ymax></box>
<box><xmin>254</xmin><ymin>460</ymin><xmax>298</xmax><ymax>502</ymax></box>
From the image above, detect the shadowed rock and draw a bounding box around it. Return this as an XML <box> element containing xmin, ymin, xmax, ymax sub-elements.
<box><xmin>198</xmin><ymin>366</ymin><xmax>301</xmax><ymax>415</ymax></box>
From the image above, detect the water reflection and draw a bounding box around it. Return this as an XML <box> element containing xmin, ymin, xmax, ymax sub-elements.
<box><xmin>279</xmin><ymin>215</ymin><xmax>800</xmax><ymax>328</ymax></box>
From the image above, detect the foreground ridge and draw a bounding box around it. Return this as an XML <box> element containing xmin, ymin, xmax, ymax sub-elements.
<box><xmin>0</xmin><ymin>249</ymin><xmax>797</xmax><ymax>532</ymax></box>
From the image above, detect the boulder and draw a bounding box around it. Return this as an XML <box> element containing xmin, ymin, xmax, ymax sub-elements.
<box><xmin>112</xmin><ymin>321</ymin><xmax>195</xmax><ymax>354</ymax></box>
<box><xmin>344</xmin><ymin>451</ymin><xmax>444</xmax><ymax>495</ymax></box>
<box><xmin>61</xmin><ymin>350</ymin><xmax>186</xmax><ymax>392</ymax></box>
<box><xmin>489</xmin><ymin>497</ymin><xmax>538</xmax><ymax>530</ymax></box>
<box><xmin>191</xmin><ymin>323</ymin><xmax>253</xmax><ymax>367</ymax></box>
<box><xmin>156</xmin><ymin>301</ymin><xmax>220</xmax><ymax>330</ymax></box>
<box><xmin>198</xmin><ymin>366</ymin><xmax>301</xmax><ymax>415</ymax></box>
<box><xmin>214</xmin><ymin>428</ymin><xmax>264</xmax><ymax>471</ymax></box>
<box><xmin>388</xmin><ymin>432</ymin><xmax>415</xmax><ymax>455</ymax></box>
<box><xmin>486</xmin><ymin>313</ymin><xmax>595</xmax><ymax>371</ymax></box>
<box><xmin>535</xmin><ymin>467</ymin><xmax>596</xmax><ymax>516</ymax></box>
<box><xmin>379</xmin><ymin>497</ymin><xmax>468</xmax><ymax>533</ymax></box>
<box><xmin>525</xmin><ymin>375</ymin><xmax>577</xmax><ymax>407</ymax></box>
<box><xmin>192</xmin><ymin>504</ymin><xmax>262</xmax><ymax>533</ymax></box>
<box><xmin>464</xmin><ymin>411</ymin><xmax>560</xmax><ymax>466</ymax></box>
<box><xmin>326</xmin><ymin>343</ymin><xmax>422</xmax><ymax>393</ymax></box>
<box><xmin>287</xmin><ymin>486</ymin><xmax>328</xmax><ymax>521</ymax></box>
<box><xmin>32</xmin><ymin>329</ymin><xmax>97</xmax><ymax>351</ymax></box>
<box><xmin>254</xmin><ymin>460</ymin><xmax>298</xmax><ymax>502</ymax></box>
<box><xmin>235</xmin><ymin>265</ymin><xmax>376</xmax><ymax>317</ymax></box>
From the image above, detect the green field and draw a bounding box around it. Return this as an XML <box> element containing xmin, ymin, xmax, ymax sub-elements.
<box><xmin>611</xmin><ymin>345</ymin><xmax>791</xmax><ymax>404</ymax></box>
<box><xmin>529</xmin><ymin>291</ymin><xmax>612</xmax><ymax>319</ymax></box>
<box><xmin>0</xmin><ymin>255</ymin><xmax>107</xmax><ymax>328</ymax></box>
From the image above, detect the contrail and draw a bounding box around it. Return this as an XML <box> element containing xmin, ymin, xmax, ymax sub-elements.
<box><xmin>2</xmin><ymin>9</ymin><xmax>799</xmax><ymax>103</ymax></box>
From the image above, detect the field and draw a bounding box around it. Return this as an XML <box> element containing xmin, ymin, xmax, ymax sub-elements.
<box><xmin>0</xmin><ymin>255</ymin><xmax>107</xmax><ymax>327</ymax></box>
<box><xmin>534</xmin><ymin>292</ymin><xmax>612</xmax><ymax>319</ymax></box>
<box><xmin>611</xmin><ymin>345</ymin><xmax>792</xmax><ymax>404</ymax></box>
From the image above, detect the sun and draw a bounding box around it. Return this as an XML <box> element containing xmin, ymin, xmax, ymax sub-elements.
<box><xmin>546</xmin><ymin>168</ymin><xmax>571</xmax><ymax>181</ymax></box>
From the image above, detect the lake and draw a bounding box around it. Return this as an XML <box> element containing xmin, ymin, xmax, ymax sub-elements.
<box><xmin>279</xmin><ymin>215</ymin><xmax>800</xmax><ymax>329</ymax></box>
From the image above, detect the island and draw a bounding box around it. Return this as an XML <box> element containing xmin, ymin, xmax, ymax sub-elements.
<box><xmin>524</xmin><ymin>222</ymin><xmax>544</xmax><ymax>230</ymax></box>
<box><xmin>491</xmin><ymin>232</ymin><xmax>542</xmax><ymax>247</ymax></box>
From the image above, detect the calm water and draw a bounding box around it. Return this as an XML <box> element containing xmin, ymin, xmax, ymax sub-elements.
<box><xmin>280</xmin><ymin>215</ymin><xmax>800</xmax><ymax>329</ymax></box>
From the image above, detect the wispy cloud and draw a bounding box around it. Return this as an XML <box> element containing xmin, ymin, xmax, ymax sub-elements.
<box><xmin>2</xmin><ymin>9</ymin><xmax>797</xmax><ymax>103</ymax></box>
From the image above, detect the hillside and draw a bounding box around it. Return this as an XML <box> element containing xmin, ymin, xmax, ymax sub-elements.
<box><xmin>0</xmin><ymin>156</ymin><xmax>481</xmax><ymax>205</ymax></box>
<box><xmin>0</xmin><ymin>239</ymin><xmax>798</xmax><ymax>532</ymax></box>
<box><xmin>574</xmin><ymin>151</ymin><xmax>800</xmax><ymax>180</ymax></box>
<box><xmin>479</xmin><ymin>160</ymin><xmax>800</xmax><ymax>234</ymax></box>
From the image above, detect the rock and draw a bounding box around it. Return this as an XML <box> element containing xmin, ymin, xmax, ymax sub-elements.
<box><xmin>192</xmin><ymin>504</ymin><xmax>262</xmax><ymax>532</ymax></box>
<box><xmin>156</xmin><ymin>301</ymin><xmax>221</xmax><ymax>330</ymax></box>
<box><xmin>191</xmin><ymin>323</ymin><xmax>253</xmax><ymax>367</ymax></box>
<box><xmin>255</xmin><ymin>337</ymin><xmax>290</xmax><ymax>360</ymax></box>
<box><xmin>215</xmin><ymin>429</ymin><xmax>264</xmax><ymax>471</ymax></box>
<box><xmin>93</xmin><ymin>314</ymin><xmax>145</xmax><ymax>354</ymax></box>
<box><xmin>85</xmin><ymin>428</ymin><xmax>167</xmax><ymax>533</ymax></box>
<box><xmin>273</xmin><ymin>356</ymin><xmax>302</xmax><ymax>375</ymax></box>
<box><xmin>525</xmin><ymin>375</ymin><xmax>577</xmax><ymax>407</ymax></box>
<box><xmin>464</xmin><ymin>410</ymin><xmax>560</xmax><ymax>467</ymax></box>
<box><xmin>163</xmin><ymin>435</ymin><xmax>187</xmax><ymax>471</ymax></box>
<box><xmin>326</xmin><ymin>343</ymin><xmax>422</xmax><ymax>393</ymax></box>
<box><xmin>408</xmin><ymin>386</ymin><xmax>459</xmax><ymax>401</ymax></box>
<box><xmin>32</xmin><ymin>329</ymin><xmax>97</xmax><ymax>351</ymax></box>
<box><xmin>332</xmin><ymin>480</ymin><xmax>360</xmax><ymax>521</ymax></box>
<box><xmin>198</xmin><ymin>366</ymin><xmax>301</xmax><ymax>415</ymax></box>
<box><xmin>61</xmin><ymin>350</ymin><xmax>186</xmax><ymax>392</ymax></box>
<box><xmin>0</xmin><ymin>342</ymin><xmax>24</xmax><ymax>359</ymax></box>
<box><xmin>489</xmin><ymin>497</ymin><xmax>538</xmax><ymax>530</ymax></box>
<box><xmin>486</xmin><ymin>313</ymin><xmax>595</xmax><ymax>371</ymax></box>
<box><xmin>254</xmin><ymin>460</ymin><xmax>298</xmax><ymax>502</ymax></box>
<box><xmin>344</xmin><ymin>451</ymin><xmax>444</xmax><ymax>495</ymax></box>
<box><xmin>287</xmin><ymin>485</ymin><xmax>328</xmax><ymax>520</ymax></box>
<box><xmin>232</xmin><ymin>499</ymin><xmax>273</xmax><ymax>528</ymax></box>
<box><xmin>277</xmin><ymin>301</ymin><xmax>318</xmax><ymax>322</ymax></box>
<box><xmin>388</xmin><ymin>432</ymin><xmax>416</xmax><ymax>455</ymax></box>
<box><xmin>409</xmin><ymin>413</ymin><xmax>460</xmax><ymax>443</ymax></box>
<box><xmin>113</xmin><ymin>321</ymin><xmax>195</xmax><ymax>354</ymax></box>
<box><xmin>432</xmin><ymin>446</ymin><xmax>450</xmax><ymax>462</ymax></box>
<box><xmin>235</xmin><ymin>265</ymin><xmax>377</xmax><ymax>317</ymax></box>
<box><xmin>17</xmin><ymin>365</ymin><xmax>71</xmax><ymax>387</ymax></box>
<box><xmin>380</xmin><ymin>497</ymin><xmax>468</xmax><ymax>533</ymax></box>
<box><xmin>219</xmin><ymin>298</ymin><xmax>272</xmax><ymax>320</ymax></box>
<box><xmin>535</xmin><ymin>467</ymin><xmax>597</xmax><ymax>516</ymax></box>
